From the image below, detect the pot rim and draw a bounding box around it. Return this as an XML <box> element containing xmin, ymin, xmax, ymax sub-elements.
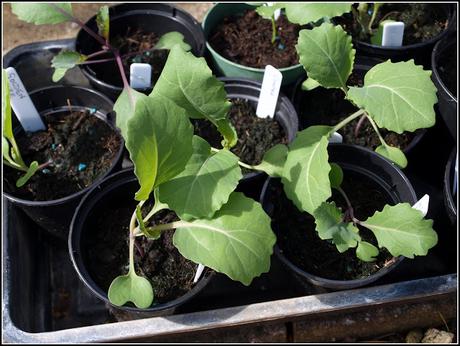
<box><xmin>431</xmin><ymin>36</ymin><xmax>457</xmax><ymax>102</ymax></box>
<box><xmin>68</xmin><ymin>168</ymin><xmax>214</xmax><ymax>312</ymax></box>
<box><xmin>3</xmin><ymin>85</ymin><xmax>124</xmax><ymax>207</ymax></box>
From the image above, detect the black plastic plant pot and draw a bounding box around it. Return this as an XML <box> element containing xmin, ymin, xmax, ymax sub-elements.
<box><xmin>220</xmin><ymin>77</ymin><xmax>299</xmax><ymax>199</ymax></box>
<box><xmin>3</xmin><ymin>86</ymin><xmax>124</xmax><ymax>239</ymax></box>
<box><xmin>432</xmin><ymin>35</ymin><xmax>457</xmax><ymax>143</ymax></box>
<box><xmin>337</xmin><ymin>4</ymin><xmax>456</xmax><ymax>68</ymax></box>
<box><xmin>443</xmin><ymin>148</ymin><xmax>457</xmax><ymax>225</ymax></box>
<box><xmin>75</xmin><ymin>3</ymin><xmax>206</xmax><ymax>100</ymax></box>
<box><xmin>260</xmin><ymin>144</ymin><xmax>418</xmax><ymax>290</ymax></box>
<box><xmin>69</xmin><ymin>168</ymin><xmax>214</xmax><ymax>320</ymax></box>
<box><xmin>291</xmin><ymin>56</ymin><xmax>426</xmax><ymax>158</ymax></box>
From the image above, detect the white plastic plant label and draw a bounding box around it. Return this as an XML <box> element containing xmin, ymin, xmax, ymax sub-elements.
<box><xmin>256</xmin><ymin>65</ymin><xmax>283</xmax><ymax>119</ymax></box>
<box><xmin>130</xmin><ymin>63</ymin><xmax>152</xmax><ymax>89</ymax></box>
<box><xmin>382</xmin><ymin>21</ymin><xmax>405</xmax><ymax>47</ymax></box>
<box><xmin>329</xmin><ymin>132</ymin><xmax>343</xmax><ymax>144</ymax></box>
<box><xmin>193</xmin><ymin>263</ymin><xmax>205</xmax><ymax>283</ymax></box>
<box><xmin>412</xmin><ymin>194</ymin><xmax>430</xmax><ymax>218</ymax></box>
<box><xmin>6</xmin><ymin>67</ymin><xmax>45</xmax><ymax>132</ymax></box>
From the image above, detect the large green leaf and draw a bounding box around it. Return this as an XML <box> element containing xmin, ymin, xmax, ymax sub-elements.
<box><xmin>155</xmin><ymin>32</ymin><xmax>191</xmax><ymax>51</ymax></box>
<box><xmin>114</xmin><ymin>87</ymin><xmax>145</xmax><ymax>139</ymax></box>
<box><xmin>284</xmin><ymin>3</ymin><xmax>352</xmax><ymax>25</ymax></box>
<box><xmin>254</xmin><ymin>144</ymin><xmax>289</xmax><ymax>177</ymax></box>
<box><xmin>158</xmin><ymin>136</ymin><xmax>242</xmax><ymax>220</ymax></box>
<box><xmin>96</xmin><ymin>5</ymin><xmax>110</xmax><ymax>41</ymax></box>
<box><xmin>108</xmin><ymin>272</ymin><xmax>153</xmax><ymax>309</ymax></box>
<box><xmin>51</xmin><ymin>50</ymin><xmax>87</xmax><ymax>82</ymax></box>
<box><xmin>347</xmin><ymin>60</ymin><xmax>438</xmax><ymax>133</ymax></box>
<box><xmin>313</xmin><ymin>202</ymin><xmax>361</xmax><ymax>253</ymax></box>
<box><xmin>11</xmin><ymin>3</ymin><xmax>73</xmax><ymax>25</ymax></box>
<box><xmin>296</xmin><ymin>23</ymin><xmax>355</xmax><ymax>90</ymax></box>
<box><xmin>173</xmin><ymin>192</ymin><xmax>276</xmax><ymax>286</ymax></box>
<box><xmin>281</xmin><ymin>126</ymin><xmax>332</xmax><ymax>214</ymax></box>
<box><xmin>151</xmin><ymin>45</ymin><xmax>233</xmax><ymax>146</ymax></box>
<box><xmin>126</xmin><ymin>94</ymin><xmax>194</xmax><ymax>201</ymax></box>
<box><xmin>362</xmin><ymin>203</ymin><xmax>438</xmax><ymax>258</ymax></box>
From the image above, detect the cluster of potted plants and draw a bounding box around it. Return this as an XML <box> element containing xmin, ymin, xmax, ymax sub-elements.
<box><xmin>3</xmin><ymin>2</ymin><xmax>455</xmax><ymax>321</ymax></box>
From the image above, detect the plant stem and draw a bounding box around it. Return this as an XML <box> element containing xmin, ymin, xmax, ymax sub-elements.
<box><xmin>335</xmin><ymin>187</ymin><xmax>361</xmax><ymax>224</ymax></box>
<box><xmin>80</xmin><ymin>57</ymin><xmax>117</xmax><ymax>65</ymax></box>
<box><xmin>128</xmin><ymin>208</ymin><xmax>138</xmax><ymax>274</ymax></box>
<box><xmin>368</xmin><ymin>3</ymin><xmax>380</xmax><ymax>31</ymax></box>
<box><xmin>145</xmin><ymin>220</ymin><xmax>191</xmax><ymax>232</ymax></box>
<box><xmin>331</xmin><ymin>109</ymin><xmax>365</xmax><ymax>134</ymax></box>
<box><xmin>271</xmin><ymin>16</ymin><xmax>277</xmax><ymax>44</ymax></box>
<box><xmin>210</xmin><ymin>147</ymin><xmax>257</xmax><ymax>171</ymax></box>
<box><xmin>3</xmin><ymin>159</ymin><xmax>28</xmax><ymax>172</ymax></box>
<box><xmin>86</xmin><ymin>49</ymin><xmax>109</xmax><ymax>60</ymax></box>
<box><xmin>37</xmin><ymin>160</ymin><xmax>53</xmax><ymax>171</ymax></box>
<box><xmin>364</xmin><ymin>112</ymin><xmax>387</xmax><ymax>145</ymax></box>
<box><xmin>354</xmin><ymin>114</ymin><xmax>367</xmax><ymax>138</ymax></box>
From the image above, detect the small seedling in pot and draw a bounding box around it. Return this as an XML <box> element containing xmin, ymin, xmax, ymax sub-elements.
<box><xmin>11</xmin><ymin>3</ymin><xmax>191</xmax><ymax>84</ymax></box>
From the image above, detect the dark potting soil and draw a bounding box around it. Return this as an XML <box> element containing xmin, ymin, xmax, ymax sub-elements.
<box><xmin>3</xmin><ymin>110</ymin><xmax>121</xmax><ymax>201</ymax></box>
<box><xmin>267</xmin><ymin>170</ymin><xmax>395</xmax><ymax>280</ymax></box>
<box><xmin>194</xmin><ymin>98</ymin><xmax>288</xmax><ymax>168</ymax></box>
<box><xmin>298</xmin><ymin>70</ymin><xmax>417</xmax><ymax>151</ymax></box>
<box><xmin>84</xmin><ymin>200</ymin><xmax>197</xmax><ymax>305</ymax></box>
<box><xmin>438</xmin><ymin>42</ymin><xmax>457</xmax><ymax>96</ymax></box>
<box><xmin>87</xmin><ymin>28</ymin><xmax>168</xmax><ymax>87</ymax></box>
<box><xmin>208</xmin><ymin>9</ymin><xmax>301</xmax><ymax>69</ymax></box>
<box><xmin>336</xmin><ymin>3</ymin><xmax>449</xmax><ymax>45</ymax></box>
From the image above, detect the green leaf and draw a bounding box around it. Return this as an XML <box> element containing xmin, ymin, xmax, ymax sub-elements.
<box><xmin>362</xmin><ymin>203</ymin><xmax>438</xmax><ymax>258</ymax></box>
<box><xmin>215</xmin><ymin>118</ymin><xmax>238</xmax><ymax>149</ymax></box>
<box><xmin>254</xmin><ymin>143</ymin><xmax>288</xmax><ymax>177</ymax></box>
<box><xmin>126</xmin><ymin>94</ymin><xmax>194</xmax><ymax>201</ymax></box>
<box><xmin>356</xmin><ymin>241</ymin><xmax>379</xmax><ymax>262</ymax></box>
<box><xmin>347</xmin><ymin>60</ymin><xmax>438</xmax><ymax>133</ymax></box>
<box><xmin>281</xmin><ymin>126</ymin><xmax>332</xmax><ymax>214</ymax></box>
<box><xmin>16</xmin><ymin>161</ymin><xmax>39</xmax><ymax>187</ymax></box>
<box><xmin>301</xmin><ymin>77</ymin><xmax>320</xmax><ymax>91</ymax></box>
<box><xmin>2</xmin><ymin>137</ymin><xmax>14</xmax><ymax>164</ymax></box>
<box><xmin>155</xmin><ymin>32</ymin><xmax>192</xmax><ymax>51</ymax></box>
<box><xmin>375</xmin><ymin>144</ymin><xmax>408</xmax><ymax>168</ymax></box>
<box><xmin>296</xmin><ymin>23</ymin><xmax>355</xmax><ymax>90</ymax></box>
<box><xmin>2</xmin><ymin>70</ymin><xmax>13</xmax><ymax>140</ymax></box>
<box><xmin>114</xmin><ymin>87</ymin><xmax>145</xmax><ymax>139</ymax></box>
<box><xmin>11</xmin><ymin>3</ymin><xmax>73</xmax><ymax>25</ymax></box>
<box><xmin>108</xmin><ymin>272</ymin><xmax>153</xmax><ymax>309</ymax></box>
<box><xmin>284</xmin><ymin>3</ymin><xmax>352</xmax><ymax>25</ymax></box>
<box><xmin>173</xmin><ymin>192</ymin><xmax>276</xmax><ymax>286</ymax></box>
<box><xmin>329</xmin><ymin>163</ymin><xmax>343</xmax><ymax>189</ymax></box>
<box><xmin>158</xmin><ymin>136</ymin><xmax>242</xmax><ymax>220</ymax></box>
<box><xmin>313</xmin><ymin>202</ymin><xmax>361</xmax><ymax>253</ymax></box>
<box><xmin>96</xmin><ymin>5</ymin><xmax>110</xmax><ymax>41</ymax></box>
<box><xmin>51</xmin><ymin>50</ymin><xmax>87</xmax><ymax>82</ymax></box>
<box><xmin>151</xmin><ymin>45</ymin><xmax>233</xmax><ymax>146</ymax></box>
<box><xmin>255</xmin><ymin>4</ymin><xmax>283</xmax><ymax>19</ymax></box>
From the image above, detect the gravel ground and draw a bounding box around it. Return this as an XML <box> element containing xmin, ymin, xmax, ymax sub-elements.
<box><xmin>2</xmin><ymin>3</ymin><xmax>212</xmax><ymax>54</ymax></box>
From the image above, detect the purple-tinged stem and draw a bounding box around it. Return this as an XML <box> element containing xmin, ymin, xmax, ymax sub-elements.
<box><xmin>86</xmin><ymin>49</ymin><xmax>109</xmax><ymax>60</ymax></box>
<box><xmin>354</xmin><ymin>114</ymin><xmax>367</xmax><ymax>138</ymax></box>
<box><xmin>80</xmin><ymin>57</ymin><xmax>117</xmax><ymax>65</ymax></box>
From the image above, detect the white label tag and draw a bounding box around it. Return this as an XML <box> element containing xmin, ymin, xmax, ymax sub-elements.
<box><xmin>130</xmin><ymin>63</ymin><xmax>152</xmax><ymax>89</ymax></box>
<box><xmin>193</xmin><ymin>264</ymin><xmax>205</xmax><ymax>283</ymax></box>
<box><xmin>6</xmin><ymin>67</ymin><xmax>45</xmax><ymax>132</ymax></box>
<box><xmin>382</xmin><ymin>21</ymin><xmax>404</xmax><ymax>47</ymax></box>
<box><xmin>256</xmin><ymin>65</ymin><xmax>282</xmax><ymax>119</ymax></box>
<box><xmin>329</xmin><ymin>132</ymin><xmax>343</xmax><ymax>144</ymax></box>
<box><xmin>412</xmin><ymin>194</ymin><xmax>430</xmax><ymax>218</ymax></box>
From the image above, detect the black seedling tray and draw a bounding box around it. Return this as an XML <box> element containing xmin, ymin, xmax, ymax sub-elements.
<box><xmin>2</xmin><ymin>39</ymin><xmax>457</xmax><ymax>343</ymax></box>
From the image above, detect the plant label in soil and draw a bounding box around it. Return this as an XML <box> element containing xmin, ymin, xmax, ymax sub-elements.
<box><xmin>130</xmin><ymin>63</ymin><xmax>152</xmax><ymax>89</ymax></box>
<box><xmin>412</xmin><ymin>194</ymin><xmax>430</xmax><ymax>217</ymax></box>
<box><xmin>329</xmin><ymin>132</ymin><xmax>343</xmax><ymax>144</ymax></box>
<box><xmin>256</xmin><ymin>65</ymin><xmax>282</xmax><ymax>119</ymax></box>
<box><xmin>5</xmin><ymin>67</ymin><xmax>45</xmax><ymax>132</ymax></box>
<box><xmin>382</xmin><ymin>21</ymin><xmax>404</xmax><ymax>47</ymax></box>
<box><xmin>193</xmin><ymin>263</ymin><xmax>205</xmax><ymax>283</ymax></box>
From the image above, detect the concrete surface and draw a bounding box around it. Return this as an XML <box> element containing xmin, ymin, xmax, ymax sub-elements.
<box><xmin>2</xmin><ymin>3</ymin><xmax>213</xmax><ymax>54</ymax></box>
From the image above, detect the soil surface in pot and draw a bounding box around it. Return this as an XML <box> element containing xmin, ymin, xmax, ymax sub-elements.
<box><xmin>194</xmin><ymin>98</ymin><xmax>288</xmax><ymax>170</ymax></box>
<box><xmin>87</xmin><ymin>28</ymin><xmax>169</xmax><ymax>87</ymax></box>
<box><xmin>438</xmin><ymin>42</ymin><xmax>457</xmax><ymax>96</ymax></box>
<box><xmin>336</xmin><ymin>3</ymin><xmax>449</xmax><ymax>45</ymax></box>
<box><xmin>3</xmin><ymin>110</ymin><xmax>121</xmax><ymax>201</ymax></box>
<box><xmin>267</xmin><ymin>171</ymin><xmax>395</xmax><ymax>280</ymax></box>
<box><xmin>84</xmin><ymin>200</ymin><xmax>197</xmax><ymax>305</ymax></box>
<box><xmin>208</xmin><ymin>9</ymin><xmax>301</xmax><ymax>69</ymax></box>
<box><xmin>297</xmin><ymin>70</ymin><xmax>417</xmax><ymax>151</ymax></box>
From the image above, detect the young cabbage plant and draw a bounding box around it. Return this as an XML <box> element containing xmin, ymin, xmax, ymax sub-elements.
<box><xmin>255</xmin><ymin>2</ymin><xmax>353</xmax><ymax>44</ymax></box>
<box><xmin>107</xmin><ymin>46</ymin><xmax>276</xmax><ymax>309</ymax></box>
<box><xmin>11</xmin><ymin>3</ymin><xmax>191</xmax><ymax>83</ymax></box>
<box><xmin>2</xmin><ymin>70</ymin><xmax>49</xmax><ymax>187</ymax></box>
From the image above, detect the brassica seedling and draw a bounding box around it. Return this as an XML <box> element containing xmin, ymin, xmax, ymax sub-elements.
<box><xmin>2</xmin><ymin>70</ymin><xmax>50</xmax><ymax>187</ymax></box>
